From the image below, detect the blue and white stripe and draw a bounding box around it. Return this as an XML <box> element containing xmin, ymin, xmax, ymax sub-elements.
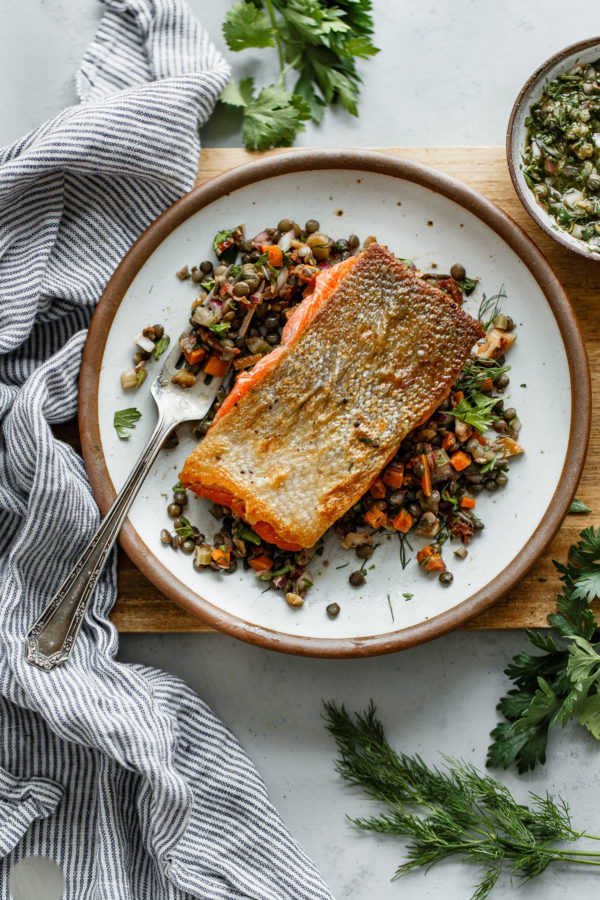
<box><xmin>0</xmin><ymin>1</ymin><xmax>333</xmax><ymax>897</ymax></box>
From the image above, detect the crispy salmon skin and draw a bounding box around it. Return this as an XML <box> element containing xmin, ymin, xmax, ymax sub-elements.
<box><xmin>180</xmin><ymin>244</ymin><xmax>484</xmax><ymax>549</ymax></box>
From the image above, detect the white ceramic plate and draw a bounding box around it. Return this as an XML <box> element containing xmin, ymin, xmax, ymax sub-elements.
<box><xmin>80</xmin><ymin>151</ymin><xmax>589</xmax><ymax>657</ymax></box>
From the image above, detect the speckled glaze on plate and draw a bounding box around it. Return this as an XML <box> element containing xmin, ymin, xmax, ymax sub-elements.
<box><xmin>507</xmin><ymin>36</ymin><xmax>600</xmax><ymax>261</ymax></box>
<box><xmin>79</xmin><ymin>149</ymin><xmax>590</xmax><ymax>657</ymax></box>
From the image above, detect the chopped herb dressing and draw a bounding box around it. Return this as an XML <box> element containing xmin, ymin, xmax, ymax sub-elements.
<box><xmin>522</xmin><ymin>60</ymin><xmax>600</xmax><ymax>250</ymax></box>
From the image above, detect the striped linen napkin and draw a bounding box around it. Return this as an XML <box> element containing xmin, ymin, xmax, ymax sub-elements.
<box><xmin>0</xmin><ymin>1</ymin><xmax>333</xmax><ymax>897</ymax></box>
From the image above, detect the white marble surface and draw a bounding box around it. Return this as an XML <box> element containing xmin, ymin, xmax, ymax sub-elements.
<box><xmin>2</xmin><ymin>1</ymin><xmax>600</xmax><ymax>898</ymax></box>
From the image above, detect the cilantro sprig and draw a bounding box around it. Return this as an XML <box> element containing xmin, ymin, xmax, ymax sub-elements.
<box><xmin>488</xmin><ymin>525</ymin><xmax>600</xmax><ymax>773</ymax></box>
<box><xmin>220</xmin><ymin>0</ymin><xmax>379</xmax><ymax>150</ymax></box>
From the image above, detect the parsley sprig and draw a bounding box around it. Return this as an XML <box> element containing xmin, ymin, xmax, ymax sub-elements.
<box><xmin>113</xmin><ymin>407</ymin><xmax>141</xmax><ymax>439</ymax></box>
<box><xmin>325</xmin><ymin>702</ymin><xmax>600</xmax><ymax>900</ymax></box>
<box><xmin>221</xmin><ymin>0</ymin><xmax>379</xmax><ymax>150</ymax></box>
<box><xmin>488</xmin><ymin>526</ymin><xmax>600</xmax><ymax>774</ymax></box>
<box><xmin>453</xmin><ymin>392</ymin><xmax>499</xmax><ymax>434</ymax></box>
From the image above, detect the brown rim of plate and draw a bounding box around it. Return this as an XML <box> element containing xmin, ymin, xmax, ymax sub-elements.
<box><xmin>79</xmin><ymin>148</ymin><xmax>591</xmax><ymax>659</ymax></box>
<box><xmin>506</xmin><ymin>35</ymin><xmax>600</xmax><ymax>262</ymax></box>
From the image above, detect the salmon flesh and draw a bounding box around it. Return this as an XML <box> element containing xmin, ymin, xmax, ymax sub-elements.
<box><xmin>180</xmin><ymin>244</ymin><xmax>484</xmax><ymax>549</ymax></box>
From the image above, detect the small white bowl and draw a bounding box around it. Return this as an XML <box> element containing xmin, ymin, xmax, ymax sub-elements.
<box><xmin>507</xmin><ymin>36</ymin><xmax>600</xmax><ymax>261</ymax></box>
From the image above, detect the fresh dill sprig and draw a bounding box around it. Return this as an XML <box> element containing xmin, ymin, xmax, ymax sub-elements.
<box><xmin>454</xmin><ymin>359</ymin><xmax>511</xmax><ymax>403</ymax></box>
<box><xmin>324</xmin><ymin>701</ymin><xmax>600</xmax><ymax>900</ymax></box>
<box><xmin>488</xmin><ymin>526</ymin><xmax>600</xmax><ymax>773</ymax></box>
<box><xmin>477</xmin><ymin>286</ymin><xmax>507</xmax><ymax>330</ymax></box>
<box><xmin>398</xmin><ymin>533</ymin><xmax>413</xmax><ymax>570</ymax></box>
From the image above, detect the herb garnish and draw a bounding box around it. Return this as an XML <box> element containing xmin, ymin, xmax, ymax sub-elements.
<box><xmin>398</xmin><ymin>533</ymin><xmax>412</xmax><ymax>570</ymax></box>
<box><xmin>488</xmin><ymin>526</ymin><xmax>600</xmax><ymax>773</ymax></box>
<box><xmin>174</xmin><ymin>516</ymin><xmax>194</xmax><ymax>540</ymax></box>
<box><xmin>386</xmin><ymin>593</ymin><xmax>394</xmax><ymax>621</ymax></box>
<box><xmin>570</xmin><ymin>498</ymin><xmax>591</xmax><ymax>515</ymax></box>
<box><xmin>325</xmin><ymin>702</ymin><xmax>600</xmax><ymax>900</ymax></box>
<box><xmin>154</xmin><ymin>335</ymin><xmax>170</xmax><ymax>359</ymax></box>
<box><xmin>259</xmin><ymin>564</ymin><xmax>294</xmax><ymax>581</ymax></box>
<box><xmin>454</xmin><ymin>359</ymin><xmax>511</xmax><ymax>403</ymax></box>
<box><xmin>113</xmin><ymin>407</ymin><xmax>141</xmax><ymax>439</ymax></box>
<box><xmin>209</xmin><ymin>321</ymin><xmax>231</xmax><ymax>336</ymax></box>
<box><xmin>236</xmin><ymin>522</ymin><xmax>261</xmax><ymax>545</ymax></box>
<box><xmin>453</xmin><ymin>392</ymin><xmax>499</xmax><ymax>434</ymax></box>
<box><xmin>477</xmin><ymin>286</ymin><xmax>507</xmax><ymax>330</ymax></box>
<box><xmin>220</xmin><ymin>0</ymin><xmax>379</xmax><ymax>151</ymax></box>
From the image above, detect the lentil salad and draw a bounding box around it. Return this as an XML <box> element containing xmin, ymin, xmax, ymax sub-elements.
<box><xmin>155</xmin><ymin>220</ymin><xmax>523</xmax><ymax>615</ymax></box>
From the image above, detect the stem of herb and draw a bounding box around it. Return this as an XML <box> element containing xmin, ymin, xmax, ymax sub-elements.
<box><xmin>264</xmin><ymin>0</ymin><xmax>284</xmax><ymax>74</ymax></box>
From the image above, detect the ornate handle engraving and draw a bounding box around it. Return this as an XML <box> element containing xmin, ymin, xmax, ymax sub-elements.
<box><xmin>26</xmin><ymin>413</ymin><xmax>175</xmax><ymax>670</ymax></box>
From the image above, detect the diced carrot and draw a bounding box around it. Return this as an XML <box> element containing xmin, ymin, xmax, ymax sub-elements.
<box><xmin>453</xmin><ymin>390</ymin><xmax>464</xmax><ymax>405</ymax></box>
<box><xmin>369</xmin><ymin>477</ymin><xmax>386</xmax><ymax>499</ymax></box>
<box><xmin>420</xmin><ymin>453</ymin><xmax>432</xmax><ymax>497</ymax></box>
<box><xmin>183</xmin><ymin>345</ymin><xmax>207</xmax><ymax>366</ymax></box>
<box><xmin>382</xmin><ymin>463</ymin><xmax>404</xmax><ymax>489</ymax></box>
<box><xmin>416</xmin><ymin>545</ymin><xmax>445</xmax><ymax>572</ymax></box>
<box><xmin>364</xmin><ymin>506</ymin><xmax>387</xmax><ymax>529</ymax></box>
<box><xmin>203</xmin><ymin>355</ymin><xmax>228</xmax><ymax>377</ymax></box>
<box><xmin>477</xmin><ymin>435</ymin><xmax>487</xmax><ymax>445</ymax></box>
<box><xmin>392</xmin><ymin>509</ymin><xmax>413</xmax><ymax>533</ymax></box>
<box><xmin>417</xmin><ymin>546</ymin><xmax>431</xmax><ymax>563</ymax></box>
<box><xmin>450</xmin><ymin>450</ymin><xmax>472</xmax><ymax>471</ymax></box>
<box><xmin>249</xmin><ymin>554</ymin><xmax>274</xmax><ymax>572</ymax></box>
<box><xmin>211</xmin><ymin>547</ymin><xmax>230</xmax><ymax>567</ymax></box>
<box><xmin>267</xmin><ymin>245</ymin><xmax>283</xmax><ymax>267</ymax></box>
<box><xmin>441</xmin><ymin>433</ymin><xmax>456</xmax><ymax>451</ymax></box>
<box><xmin>424</xmin><ymin>555</ymin><xmax>445</xmax><ymax>572</ymax></box>
<box><xmin>480</xmin><ymin>378</ymin><xmax>493</xmax><ymax>392</ymax></box>
<box><xmin>460</xmin><ymin>496</ymin><xmax>476</xmax><ymax>509</ymax></box>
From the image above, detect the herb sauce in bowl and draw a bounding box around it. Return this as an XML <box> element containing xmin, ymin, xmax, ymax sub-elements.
<box><xmin>522</xmin><ymin>60</ymin><xmax>600</xmax><ymax>251</ymax></box>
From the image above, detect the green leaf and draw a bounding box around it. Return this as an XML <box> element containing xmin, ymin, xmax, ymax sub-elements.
<box><xmin>222</xmin><ymin>1</ymin><xmax>275</xmax><ymax>51</ymax></box>
<box><xmin>220</xmin><ymin>78</ymin><xmax>248</xmax><ymax>108</ymax></box>
<box><xmin>571</xmin><ymin>568</ymin><xmax>600</xmax><ymax>603</ymax></box>
<box><xmin>453</xmin><ymin>392</ymin><xmax>499</xmax><ymax>434</ymax></box>
<box><xmin>212</xmin><ymin>227</ymin><xmax>239</xmax><ymax>263</ymax></box>
<box><xmin>154</xmin><ymin>335</ymin><xmax>170</xmax><ymax>359</ymax></box>
<box><xmin>479</xmin><ymin>454</ymin><xmax>498</xmax><ymax>474</ymax></box>
<box><xmin>209</xmin><ymin>321</ymin><xmax>231</xmax><ymax>335</ymax></box>
<box><xmin>293</xmin><ymin>71</ymin><xmax>326</xmax><ymax>123</ymax></box>
<box><xmin>242</xmin><ymin>83</ymin><xmax>311</xmax><ymax>151</ymax></box>
<box><xmin>488</xmin><ymin>528</ymin><xmax>600</xmax><ymax>772</ymax></box>
<box><xmin>578</xmin><ymin>693</ymin><xmax>600</xmax><ymax>739</ymax></box>
<box><xmin>174</xmin><ymin>516</ymin><xmax>195</xmax><ymax>540</ymax></box>
<box><xmin>339</xmin><ymin>35</ymin><xmax>379</xmax><ymax>58</ymax></box>
<box><xmin>113</xmin><ymin>407</ymin><xmax>141</xmax><ymax>440</ymax></box>
<box><xmin>280</xmin><ymin>0</ymin><xmax>350</xmax><ymax>46</ymax></box>
<box><xmin>236</xmin><ymin>522</ymin><xmax>262</xmax><ymax>545</ymax></box>
<box><xmin>569</xmin><ymin>498</ymin><xmax>591</xmax><ymax>514</ymax></box>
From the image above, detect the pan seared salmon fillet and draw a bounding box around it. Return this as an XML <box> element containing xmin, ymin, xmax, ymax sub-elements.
<box><xmin>180</xmin><ymin>244</ymin><xmax>484</xmax><ymax>550</ymax></box>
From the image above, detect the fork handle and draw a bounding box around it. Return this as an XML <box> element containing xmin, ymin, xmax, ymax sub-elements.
<box><xmin>25</xmin><ymin>412</ymin><xmax>176</xmax><ymax>671</ymax></box>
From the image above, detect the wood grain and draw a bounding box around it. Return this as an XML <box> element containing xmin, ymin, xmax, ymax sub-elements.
<box><xmin>60</xmin><ymin>147</ymin><xmax>599</xmax><ymax>633</ymax></box>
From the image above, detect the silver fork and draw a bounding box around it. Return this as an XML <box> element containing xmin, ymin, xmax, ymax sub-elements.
<box><xmin>26</xmin><ymin>269</ymin><xmax>249</xmax><ymax>671</ymax></box>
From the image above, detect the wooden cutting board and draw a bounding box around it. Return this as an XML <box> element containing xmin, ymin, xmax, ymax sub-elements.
<box><xmin>91</xmin><ymin>147</ymin><xmax>598</xmax><ymax>632</ymax></box>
